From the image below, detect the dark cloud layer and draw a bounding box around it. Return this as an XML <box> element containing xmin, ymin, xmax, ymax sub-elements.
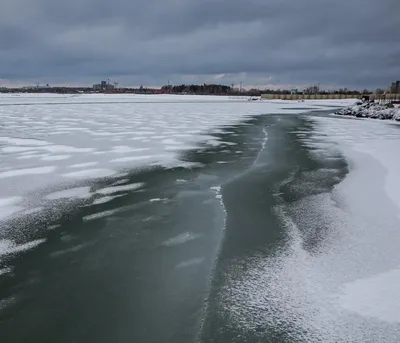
<box><xmin>1</xmin><ymin>0</ymin><xmax>399</xmax><ymax>88</ymax></box>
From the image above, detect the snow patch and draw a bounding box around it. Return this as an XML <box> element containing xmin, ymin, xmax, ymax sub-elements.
<box><xmin>0</xmin><ymin>166</ymin><xmax>56</xmax><ymax>179</ymax></box>
<box><xmin>0</xmin><ymin>239</ymin><xmax>46</xmax><ymax>257</ymax></box>
<box><xmin>41</xmin><ymin>155</ymin><xmax>71</xmax><ymax>161</ymax></box>
<box><xmin>92</xmin><ymin>194</ymin><xmax>126</xmax><ymax>205</ymax></box>
<box><xmin>110</xmin><ymin>155</ymin><xmax>153</xmax><ymax>163</ymax></box>
<box><xmin>68</xmin><ymin>162</ymin><xmax>99</xmax><ymax>169</ymax></box>
<box><xmin>96</xmin><ymin>182</ymin><xmax>144</xmax><ymax>195</ymax></box>
<box><xmin>338</xmin><ymin>267</ymin><xmax>400</xmax><ymax>323</ymax></box>
<box><xmin>45</xmin><ymin>187</ymin><xmax>92</xmax><ymax>200</ymax></box>
<box><xmin>83</xmin><ymin>209</ymin><xmax>120</xmax><ymax>221</ymax></box>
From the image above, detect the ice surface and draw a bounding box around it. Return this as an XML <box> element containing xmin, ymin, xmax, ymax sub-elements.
<box><xmin>82</xmin><ymin>209</ymin><xmax>120</xmax><ymax>221</ymax></box>
<box><xmin>96</xmin><ymin>182</ymin><xmax>144</xmax><ymax>195</ymax></box>
<box><xmin>149</xmin><ymin>198</ymin><xmax>168</xmax><ymax>203</ymax></box>
<box><xmin>0</xmin><ymin>267</ymin><xmax>12</xmax><ymax>276</ymax></box>
<box><xmin>175</xmin><ymin>257</ymin><xmax>205</xmax><ymax>269</ymax></box>
<box><xmin>92</xmin><ymin>194</ymin><xmax>126</xmax><ymax>205</ymax></box>
<box><xmin>45</xmin><ymin>187</ymin><xmax>92</xmax><ymax>200</ymax></box>
<box><xmin>0</xmin><ymin>137</ymin><xmax>49</xmax><ymax>146</ymax></box>
<box><xmin>162</xmin><ymin>232</ymin><xmax>202</xmax><ymax>247</ymax></box>
<box><xmin>0</xmin><ymin>239</ymin><xmax>46</xmax><ymax>257</ymax></box>
<box><xmin>50</xmin><ymin>243</ymin><xmax>90</xmax><ymax>257</ymax></box>
<box><xmin>338</xmin><ymin>267</ymin><xmax>400</xmax><ymax>323</ymax></box>
<box><xmin>21</xmin><ymin>207</ymin><xmax>44</xmax><ymax>215</ymax></box>
<box><xmin>61</xmin><ymin>169</ymin><xmax>117</xmax><ymax>179</ymax></box>
<box><xmin>41</xmin><ymin>155</ymin><xmax>71</xmax><ymax>161</ymax></box>
<box><xmin>0</xmin><ymin>166</ymin><xmax>56</xmax><ymax>179</ymax></box>
<box><xmin>0</xmin><ymin>197</ymin><xmax>23</xmax><ymax>207</ymax></box>
<box><xmin>68</xmin><ymin>162</ymin><xmax>99</xmax><ymax>169</ymax></box>
<box><xmin>0</xmin><ymin>197</ymin><xmax>24</xmax><ymax>220</ymax></box>
<box><xmin>0</xmin><ymin>205</ymin><xmax>23</xmax><ymax>220</ymax></box>
<box><xmin>308</xmin><ymin>117</ymin><xmax>400</xmax><ymax>219</ymax></box>
<box><xmin>0</xmin><ymin>94</ymin><xmax>352</xmax><ymax>216</ymax></box>
<box><xmin>110</xmin><ymin>155</ymin><xmax>153</xmax><ymax>163</ymax></box>
<box><xmin>219</xmin><ymin>116</ymin><xmax>400</xmax><ymax>342</ymax></box>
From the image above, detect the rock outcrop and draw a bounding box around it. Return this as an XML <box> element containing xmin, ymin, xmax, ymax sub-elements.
<box><xmin>335</xmin><ymin>101</ymin><xmax>400</xmax><ymax>121</ymax></box>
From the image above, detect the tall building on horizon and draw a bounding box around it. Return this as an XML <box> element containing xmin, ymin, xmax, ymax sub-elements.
<box><xmin>390</xmin><ymin>81</ymin><xmax>400</xmax><ymax>94</ymax></box>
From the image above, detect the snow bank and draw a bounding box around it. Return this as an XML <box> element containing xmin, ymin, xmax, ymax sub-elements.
<box><xmin>335</xmin><ymin>101</ymin><xmax>400</xmax><ymax>121</ymax></box>
<box><xmin>306</xmin><ymin>116</ymin><xmax>400</xmax><ymax>331</ymax></box>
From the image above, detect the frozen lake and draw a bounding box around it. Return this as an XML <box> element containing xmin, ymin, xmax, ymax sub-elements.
<box><xmin>1</xmin><ymin>94</ymin><xmax>399</xmax><ymax>342</ymax></box>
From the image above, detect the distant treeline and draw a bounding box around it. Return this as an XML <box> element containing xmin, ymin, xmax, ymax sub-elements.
<box><xmin>0</xmin><ymin>84</ymin><xmax>382</xmax><ymax>96</ymax></box>
<box><xmin>161</xmin><ymin>84</ymin><xmax>234</xmax><ymax>95</ymax></box>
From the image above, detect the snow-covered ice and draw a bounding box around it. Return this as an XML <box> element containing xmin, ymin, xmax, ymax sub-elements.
<box><xmin>92</xmin><ymin>194</ymin><xmax>126</xmax><ymax>205</ymax></box>
<box><xmin>0</xmin><ymin>197</ymin><xmax>24</xmax><ymax>220</ymax></box>
<box><xmin>82</xmin><ymin>209</ymin><xmax>120</xmax><ymax>222</ymax></box>
<box><xmin>219</xmin><ymin>115</ymin><xmax>400</xmax><ymax>342</ymax></box>
<box><xmin>0</xmin><ymin>239</ymin><xmax>46</xmax><ymax>257</ymax></box>
<box><xmin>61</xmin><ymin>168</ymin><xmax>116</xmax><ymax>179</ymax></box>
<box><xmin>338</xmin><ymin>267</ymin><xmax>400</xmax><ymax>323</ymax></box>
<box><xmin>45</xmin><ymin>186</ymin><xmax>92</xmax><ymax>200</ymax></box>
<box><xmin>68</xmin><ymin>162</ymin><xmax>99</xmax><ymax>169</ymax></box>
<box><xmin>96</xmin><ymin>182</ymin><xmax>144</xmax><ymax>195</ymax></box>
<box><xmin>0</xmin><ymin>94</ymin><xmax>352</xmax><ymax>214</ymax></box>
<box><xmin>0</xmin><ymin>166</ymin><xmax>56</xmax><ymax>179</ymax></box>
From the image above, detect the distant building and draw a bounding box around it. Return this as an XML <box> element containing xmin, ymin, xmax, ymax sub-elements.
<box><xmin>93</xmin><ymin>80</ymin><xmax>114</xmax><ymax>91</ymax></box>
<box><xmin>390</xmin><ymin>81</ymin><xmax>400</xmax><ymax>94</ymax></box>
<box><xmin>304</xmin><ymin>86</ymin><xmax>319</xmax><ymax>94</ymax></box>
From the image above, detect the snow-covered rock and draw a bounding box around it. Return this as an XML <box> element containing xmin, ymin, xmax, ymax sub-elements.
<box><xmin>335</xmin><ymin>101</ymin><xmax>400</xmax><ymax>121</ymax></box>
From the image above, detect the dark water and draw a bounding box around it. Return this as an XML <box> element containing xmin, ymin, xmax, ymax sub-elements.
<box><xmin>0</xmin><ymin>112</ymin><xmax>349</xmax><ymax>342</ymax></box>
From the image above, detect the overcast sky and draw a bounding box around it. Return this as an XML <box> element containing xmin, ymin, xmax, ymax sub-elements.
<box><xmin>1</xmin><ymin>0</ymin><xmax>399</xmax><ymax>89</ymax></box>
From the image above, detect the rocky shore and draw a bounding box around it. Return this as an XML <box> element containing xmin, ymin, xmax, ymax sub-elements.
<box><xmin>335</xmin><ymin>101</ymin><xmax>400</xmax><ymax>121</ymax></box>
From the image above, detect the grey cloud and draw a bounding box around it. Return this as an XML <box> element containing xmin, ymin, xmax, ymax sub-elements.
<box><xmin>0</xmin><ymin>0</ymin><xmax>399</xmax><ymax>88</ymax></box>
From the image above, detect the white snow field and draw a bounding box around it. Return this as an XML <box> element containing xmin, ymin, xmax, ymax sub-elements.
<box><xmin>0</xmin><ymin>93</ymin><xmax>352</xmax><ymax>219</ymax></box>
<box><xmin>308</xmin><ymin>117</ymin><xmax>400</xmax><ymax>326</ymax></box>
